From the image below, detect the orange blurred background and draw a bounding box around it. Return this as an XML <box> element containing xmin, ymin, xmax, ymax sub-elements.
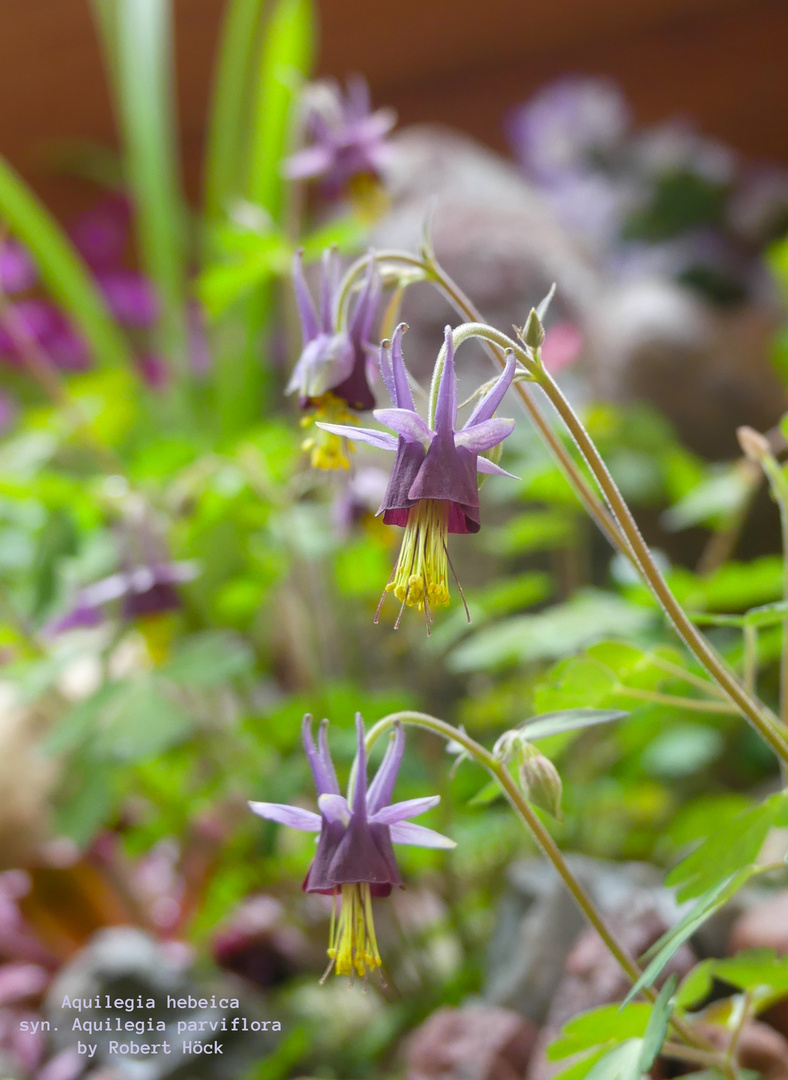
<box><xmin>1</xmin><ymin>0</ymin><xmax>787</xmax><ymax>215</ymax></box>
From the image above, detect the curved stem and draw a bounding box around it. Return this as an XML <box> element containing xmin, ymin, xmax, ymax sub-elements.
<box><xmin>366</xmin><ymin>710</ymin><xmax>719</xmax><ymax>1063</ymax></box>
<box><xmin>438</xmin><ymin>321</ymin><xmax>788</xmax><ymax>766</ymax></box>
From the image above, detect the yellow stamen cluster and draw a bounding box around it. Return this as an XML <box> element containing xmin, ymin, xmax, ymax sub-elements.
<box><xmin>323</xmin><ymin>883</ymin><xmax>382</xmax><ymax>982</ymax></box>
<box><xmin>387</xmin><ymin>500</ymin><xmax>451</xmax><ymax>612</ymax></box>
<box><xmin>301</xmin><ymin>393</ymin><xmax>358</xmax><ymax>470</ymax></box>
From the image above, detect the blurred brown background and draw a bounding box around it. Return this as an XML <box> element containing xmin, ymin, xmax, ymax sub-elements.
<box><xmin>1</xmin><ymin>0</ymin><xmax>787</xmax><ymax>214</ymax></box>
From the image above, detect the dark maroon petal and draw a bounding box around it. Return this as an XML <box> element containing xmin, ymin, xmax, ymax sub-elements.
<box><xmin>326</xmin><ymin>812</ymin><xmax>399</xmax><ymax>886</ymax></box>
<box><xmin>408</xmin><ymin>433</ymin><xmax>479</xmax><ymax>518</ymax></box>
<box><xmin>302</xmin><ymin>819</ymin><xmax>346</xmax><ymax>893</ymax></box>
<box><xmin>331</xmin><ymin>348</ymin><xmax>376</xmax><ymax>411</ymax></box>
<box><xmin>381</xmin><ymin>507</ymin><xmax>410</xmax><ymax>527</ymax></box>
<box><xmin>379</xmin><ymin>439</ymin><xmax>426</xmax><ymax>519</ymax></box>
<box><xmin>447</xmin><ymin>501</ymin><xmax>480</xmax><ymax>535</ymax></box>
<box><xmin>121</xmin><ymin>580</ymin><xmax>181</xmax><ymax>619</ymax></box>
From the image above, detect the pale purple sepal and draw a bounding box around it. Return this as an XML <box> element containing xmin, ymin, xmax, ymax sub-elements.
<box><xmin>389</xmin><ymin>822</ymin><xmax>457</xmax><ymax>849</ymax></box>
<box><xmin>248</xmin><ymin>802</ymin><xmax>321</xmax><ymax>831</ymax></box>
<box><xmin>369</xmin><ymin>795</ymin><xmax>440</xmax><ymax>825</ymax></box>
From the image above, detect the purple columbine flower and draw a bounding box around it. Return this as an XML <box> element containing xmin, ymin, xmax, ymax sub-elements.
<box><xmin>289</xmin><ymin>248</ymin><xmax>380</xmax><ymax>469</ymax></box>
<box><xmin>49</xmin><ymin>560</ymin><xmax>199</xmax><ymax>634</ymax></box>
<box><xmin>317</xmin><ymin>324</ymin><xmax>517</xmax><ymax>625</ymax></box>
<box><xmin>284</xmin><ymin>76</ymin><xmax>395</xmax><ymax>197</ymax></box>
<box><xmin>249</xmin><ymin>714</ymin><xmax>454</xmax><ymax>981</ymax></box>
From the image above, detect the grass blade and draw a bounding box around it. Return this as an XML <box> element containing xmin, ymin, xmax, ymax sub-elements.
<box><xmin>0</xmin><ymin>155</ymin><xmax>133</xmax><ymax>369</ymax></box>
<box><xmin>204</xmin><ymin>0</ymin><xmax>269</xmax><ymax>223</ymax></box>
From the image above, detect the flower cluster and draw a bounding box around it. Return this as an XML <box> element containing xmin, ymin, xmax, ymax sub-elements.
<box><xmin>289</xmin><ymin>248</ymin><xmax>380</xmax><ymax>469</ymax></box>
<box><xmin>250</xmin><ymin>715</ymin><xmax>453</xmax><ymax>981</ymax></box>
<box><xmin>318</xmin><ymin>323</ymin><xmax>517</xmax><ymax>626</ymax></box>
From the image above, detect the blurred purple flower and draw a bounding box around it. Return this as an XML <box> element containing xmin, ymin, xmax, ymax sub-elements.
<box><xmin>507</xmin><ymin>77</ymin><xmax>630</xmax><ymax>181</ymax></box>
<box><xmin>49</xmin><ymin>560</ymin><xmax>199</xmax><ymax>634</ymax></box>
<box><xmin>290</xmin><ymin>249</ymin><xmax>381</xmax><ymax>469</ymax></box>
<box><xmin>250</xmin><ymin>714</ymin><xmax>452</xmax><ymax>980</ymax></box>
<box><xmin>96</xmin><ymin>270</ymin><xmax>159</xmax><ymax>329</ymax></box>
<box><xmin>0</xmin><ymin>300</ymin><xmax>91</xmax><ymax>372</ymax></box>
<box><xmin>285</xmin><ymin>76</ymin><xmax>395</xmax><ymax>195</ymax></box>
<box><xmin>136</xmin><ymin>351</ymin><xmax>169</xmax><ymax>390</ymax></box>
<box><xmin>0</xmin><ymin>240</ymin><xmax>36</xmax><ymax>294</ymax></box>
<box><xmin>319</xmin><ymin>323</ymin><xmax>517</xmax><ymax>623</ymax></box>
<box><xmin>69</xmin><ymin>192</ymin><xmax>131</xmax><ymax>271</ymax></box>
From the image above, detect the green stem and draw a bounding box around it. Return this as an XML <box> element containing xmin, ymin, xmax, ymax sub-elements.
<box><xmin>434</xmin><ymin>321</ymin><xmax>788</xmax><ymax>766</ymax></box>
<box><xmin>365</xmin><ymin>711</ymin><xmax>719</xmax><ymax>1063</ymax></box>
<box><xmin>757</xmin><ymin>453</ymin><xmax>788</xmax><ymax>733</ymax></box>
<box><xmin>612</xmin><ymin>687</ymin><xmax>738</xmax><ymax>714</ymax></box>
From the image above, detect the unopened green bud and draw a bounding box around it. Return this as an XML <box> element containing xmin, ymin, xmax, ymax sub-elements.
<box><xmin>518</xmin><ymin>744</ymin><xmax>563</xmax><ymax>821</ymax></box>
<box><xmin>521</xmin><ymin>308</ymin><xmax>545</xmax><ymax>350</ymax></box>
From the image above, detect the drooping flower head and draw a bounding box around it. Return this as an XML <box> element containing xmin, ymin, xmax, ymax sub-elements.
<box><xmin>284</xmin><ymin>76</ymin><xmax>396</xmax><ymax>198</ymax></box>
<box><xmin>289</xmin><ymin>248</ymin><xmax>380</xmax><ymax>469</ymax></box>
<box><xmin>317</xmin><ymin>324</ymin><xmax>517</xmax><ymax>626</ymax></box>
<box><xmin>249</xmin><ymin>714</ymin><xmax>454</xmax><ymax>981</ymax></box>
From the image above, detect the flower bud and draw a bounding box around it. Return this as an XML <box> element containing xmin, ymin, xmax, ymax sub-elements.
<box><xmin>736</xmin><ymin>426</ymin><xmax>770</xmax><ymax>463</ymax></box>
<box><xmin>521</xmin><ymin>308</ymin><xmax>545</xmax><ymax>350</ymax></box>
<box><xmin>518</xmin><ymin>744</ymin><xmax>563</xmax><ymax>821</ymax></box>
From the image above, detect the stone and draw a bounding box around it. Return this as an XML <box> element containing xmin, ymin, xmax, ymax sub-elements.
<box><xmin>405</xmin><ymin>1005</ymin><xmax>536</xmax><ymax>1080</ymax></box>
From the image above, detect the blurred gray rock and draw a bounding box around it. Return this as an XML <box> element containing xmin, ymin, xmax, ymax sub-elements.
<box><xmin>45</xmin><ymin>928</ymin><xmax>278</xmax><ymax>1080</ymax></box>
<box><xmin>376</xmin><ymin>127</ymin><xmax>787</xmax><ymax>459</ymax></box>
<box><xmin>484</xmin><ymin>856</ymin><xmax>680</xmax><ymax>1022</ymax></box>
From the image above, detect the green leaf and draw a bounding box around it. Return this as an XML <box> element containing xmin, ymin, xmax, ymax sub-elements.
<box><xmin>54</xmin><ymin>759</ymin><xmax>119</xmax><ymax>845</ymax></box>
<box><xmin>584</xmin><ymin>1040</ymin><xmax>644</xmax><ymax>1080</ymax></box>
<box><xmin>90</xmin><ymin>677</ymin><xmax>193</xmax><ymax>762</ymax></box>
<box><xmin>0</xmin><ymin>156</ymin><xmax>133</xmax><ymax>367</ymax></box>
<box><xmin>31</xmin><ymin>509</ymin><xmax>77</xmax><ymax>616</ymax></box>
<box><xmin>522</xmin><ymin>708</ymin><xmax>628</xmax><ymax>741</ymax></box>
<box><xmin>711</xmin><ymin>949</ymin><xmax>788</xmax><ymax>1010</ymax></box>
<box><xmin>662</xmin><ymin>465</ymin><xmax>751</xmax><ymax>531</ymax></box>
<box><xmin>96</xmin><ymin>0</ymin><xmax>187</xmax><ymax>366</ymax></box>
<box><xmin>550</xmin><ymin>1048</ymin><xmax>607</xmax><ymax>1080</ymax></box>
<box><xmin>666</xmin><ymin>791</ymin><xmax>788</xmax><ymax>901</ymax></box>
<box><xmin>245</xmin><ymin>0</ymin><xmax>314</xmax><ymax>218</ymax></box>
<box><xmin>624</xmin><ymin>868</ymin><xmax>760</xmax><ymax>1005</ymax></box>
<box><xmin>450</xmin><ymin>590</ymin><xmax>654</xmax><ymax>672</ymax></box>
<box><xmin>204</xmin><ymin>0</ymin><xmax>269</xmax><ymax>220</ymax></box>
<box><xmin>675</xmin><ymin>960</ymin><xmax>715</xmax><ymax>1009</ymax></box>
<box><xmin>161</xmin><ymin>630</ymin><xmax>255</xmax><ymax>687</ymax></box>
<box><xmin>640</xmin><ymin>723</ymin><xmax>725</xmax><ymax>780</ymax></box>
<box><xmin>548</xmin><ymin>1004</ymin><xmax>651</xmax><ymax>1060</ymax></box>
<box><xmin>638</xmin><ymin>974</ymin><xmax>676</xmax><ymax>1072</ymax></box>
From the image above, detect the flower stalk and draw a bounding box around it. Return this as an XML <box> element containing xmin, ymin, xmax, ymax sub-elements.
<box><xmin>365</xmin><ymin>710</ymin><xmax>726</xmax><ymax>1069</ymax></box>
